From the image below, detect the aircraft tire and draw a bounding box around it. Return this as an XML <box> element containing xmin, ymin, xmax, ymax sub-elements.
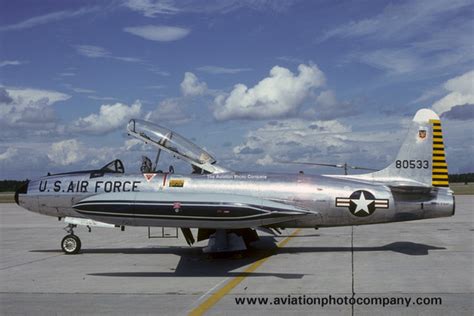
<box><xmin>61</xmin><ymin>234</ymin><xmax>81</xmax><ymax>254</ymax></box>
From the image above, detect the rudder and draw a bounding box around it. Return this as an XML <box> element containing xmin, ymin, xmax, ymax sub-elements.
<box><xmin>430</xmin><ymin>117</ymin><xmax>449</xmax><ymax>187</ymax></box>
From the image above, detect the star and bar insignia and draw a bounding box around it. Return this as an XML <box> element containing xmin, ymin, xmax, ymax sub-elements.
<box><xmin>336</xmin><ymin>190</ymin><xmax>389</xmax><ymax>217</ymax></box>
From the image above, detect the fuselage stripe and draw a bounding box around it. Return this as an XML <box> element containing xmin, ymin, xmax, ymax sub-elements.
<box><xmin>75</xmin><ymin>210</ymin><xmax>296</xmax><ymax>221</ymax></box>
<box><xmin>74</xmin><ymin>201</ymin><xmax>309</xmax><ymax>215</ymax></box>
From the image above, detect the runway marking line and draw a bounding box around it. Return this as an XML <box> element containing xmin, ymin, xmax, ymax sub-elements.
<box><xmin>188</xmin><ymin>228</ymin><xmax>301</xmax><ymax>316</ymax></box>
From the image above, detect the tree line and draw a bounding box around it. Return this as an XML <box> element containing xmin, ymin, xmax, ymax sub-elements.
<box><xmin>0</xmin><ymin>180</ymin><xmax>29</xmax><ymax>192</ymax></box>
<box><xmin>448</xmin><ymin>173</ymin><xmax>474</xmax><ymax>184</ymax></box>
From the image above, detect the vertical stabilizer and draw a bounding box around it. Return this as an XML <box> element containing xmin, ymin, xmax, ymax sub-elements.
<box><xmin>358</xmin><ymin>109</ymin><xmax>449</xmax><ymax>187</ymax></box>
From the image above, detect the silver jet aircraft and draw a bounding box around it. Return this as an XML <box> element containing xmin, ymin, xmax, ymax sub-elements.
<box><xmin>15</xmin><ymin>108</ymin><xmax>454</xmax><ymax>254</ymax></box>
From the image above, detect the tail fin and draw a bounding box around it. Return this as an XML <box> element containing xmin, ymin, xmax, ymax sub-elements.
<box><xmin>364</xmin><ymin>109</ymin><xmax>449</xmax><ymax>187</ymax></box>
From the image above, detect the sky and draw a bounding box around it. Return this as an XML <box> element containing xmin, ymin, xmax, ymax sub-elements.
<box><xmin>0</xmin><ymin>0</ymin><xmax>473</xmax><ymax>179</ymax></box>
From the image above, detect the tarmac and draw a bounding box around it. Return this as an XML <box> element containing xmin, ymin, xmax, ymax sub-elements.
<box><xmin>1</xmin><ymin>196</ymin><xmax>473</xmax><ymax>315</ymax></box>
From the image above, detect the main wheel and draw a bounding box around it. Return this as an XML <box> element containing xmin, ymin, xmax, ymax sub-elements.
<box><xmin>61</xmin><ymin>234</ymin><xmax>81</xmax><ymax>254</ymax></box>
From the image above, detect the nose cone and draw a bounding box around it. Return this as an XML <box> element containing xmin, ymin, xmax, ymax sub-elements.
<box><xmin>14</xmin><ymin>181</ymin><xmax>29</xmax><ymax>205</ymax></box>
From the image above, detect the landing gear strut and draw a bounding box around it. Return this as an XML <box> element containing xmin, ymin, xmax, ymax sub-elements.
<box><xmin>61</xmin><ymin>224</ymin><xmax>81</xmax><ymax>254</ymax></box>
<box><xmin>202</xmin><ymin>229</ymin><xmax>259</xmax><ymax>254</ymax></box>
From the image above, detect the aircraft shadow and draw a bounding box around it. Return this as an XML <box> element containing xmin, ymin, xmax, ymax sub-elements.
<box><xmin>277</xmin><ymin>242</ymin><xmax>446</xmax><ymax>256</ymax></box>
<box><xmin>31</xmin><ymin>237</ymin><xmax>444</xmax><ymax>257</ymax></box>
<box><xmin>89</xmin><ymin>239</ymin><xmax>304</xmax><ymax>279</ymax></box>
<box><xmin>31</xmin><ymin>238</ymin><xmax>444</xmax><ymax>278</ymax></box>
<box><xmin>276</xmin><ymin>233</ymin><xmax>321</xmax><ymax>237</ymax></box>
<box><xmin>88</xmin><ymin>271</ymin><xmax>301</xmax><ymax>278</ymax></box>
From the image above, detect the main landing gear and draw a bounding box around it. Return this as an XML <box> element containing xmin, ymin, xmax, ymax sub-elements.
<box><xmin>61</xmin><ymin>224</ymin><xmax>81</xmax><ymax>254</ymax></box>
<box><xmin>202</xmin><ymin>229</ymin><xmax>259</xmax><ymax>254</ymax></box>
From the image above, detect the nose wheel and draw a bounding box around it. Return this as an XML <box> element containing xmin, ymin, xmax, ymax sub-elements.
<box><xmin>61</xmin><ymin>234</ymin><xmax>81</xmax><ymax>254</ymax></box>
<box><xmin>61</xmin><ymin>224</ymin><xmax>81</xmax><ymax>254</ymax></box>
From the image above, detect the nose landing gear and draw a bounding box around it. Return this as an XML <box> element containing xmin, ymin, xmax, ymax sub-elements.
<box><xmin>61</xmin><ymin>224</ymin><xmax>81</xmax><ymax>254</ymax></box>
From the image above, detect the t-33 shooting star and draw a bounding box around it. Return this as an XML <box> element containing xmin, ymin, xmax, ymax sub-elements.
<box><xmin>15</xmin><ymin>109</ymin><xmax>454</xmax><ymax>254</ymax></box>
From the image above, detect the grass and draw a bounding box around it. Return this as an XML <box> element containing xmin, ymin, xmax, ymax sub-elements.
<box><xmin>0</xmin><ymin>183</ymin><xmax>472</xmax><ymax>204</ymax></box>
<box><xmin>450</xmin><ymin>183</ymin><xmax>474</xmax><ymax>195</ymax></box>
<box><xmin>0</xmin><ymin>192</ymin><xmax>15</xmax><ymax>203</ymax></box>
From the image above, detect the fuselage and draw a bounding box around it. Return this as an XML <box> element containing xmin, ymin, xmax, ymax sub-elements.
<box><xmin>16</xmin><ymin>171</ymin><xmax>455</xmax><ymax>229</ymax></box>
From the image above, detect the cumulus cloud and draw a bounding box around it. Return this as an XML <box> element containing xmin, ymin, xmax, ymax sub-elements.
<box><xmin>6</xmin><ymin>87</ymin><xmax>70</xmax><ymax>107</ymax></box>
<box><xmin>441</xmin><ymin>104</ymin><xmax>474</xmax><ymax>121</ymax></box>
<box><xmin>146</xmin><ymin>98</ymin><xmax>191</xmax><ymax>124</ymax></box>
<box><xmin>0</xmin><ymin>137</ymin><xmax>159</xmax><ymax>179</ymax></box>
<box><xmin>432</xmin><ymin>70</ymin><xmax>474</xmax><ymax>114</ymax></box>
<box><xmin>0</xmin><ymin>147</ymin><xmax>18</xmax><ymax>161</ymax></box>
<box><xmin>0</xmin><ymin>86</ymin><xmax>70</xmax><ymax>127</ymax></box>
<box><xmin>315</xmin><ymin>90</ymin><xmax>337</xmax><ymax>108</ymax></box>
<box><xmin>69</xmin><ymin>101</ymin><xmax>142</xmax><ymax>134</ymax></box>
<box><xmin>46</xmin><ymin>139</ymin><xmax>130</xmax><ymax>167</ymax></box>
<box><xmin>256</xmin><ymin>154</ymin><xmax>274</xmax><ymax>166</ymax></box>
<box><xmin>124</xmin><ymin>138</ymin><xmax>145</xmax><ymax>151</ymax></box>
<box><xmin>440</xmin><ymin>119</ymin><xmax>474</xmax><ymax>172</ymax></box>
<box><xmin>0</xmin><ymin>145</ymin><xmax>52</xmax><ymax>179</ymax></box>
<box><xmin>181</xmin><ymin>72</ymin><xmax>208</xmax><ymax>96</ymax></box>
<box><xmin>124</xmin><ymin>25</ymin><xmax>190</xmax><ymax>41</ymax></box>
<box><xmin>47</xmin><ymin>139</ymin><xmax>85</xmax><ymax>166</ymax></box>
<box><xmin>233</xmin><ymin>119</ymin><xmax>350</xmax><ymax>166</ymax></box>
<box><xmin>213</xmin><ymin>63</ymin><xmax>325</xmax><ymax>120</ymax></box>
<box><xmin>226</xmin><ymin>117</ymin><xmax>408</xmax><ymax>173</ymax></box>
<box><xmin>303</xmin><ymin>90</ymin><xmax>359</xmax><ymax>120</ymax></box>
<box><xmin>0</xmin><ymin>87</ymin><xmax>13</xmax><ymax>104</ymax></box>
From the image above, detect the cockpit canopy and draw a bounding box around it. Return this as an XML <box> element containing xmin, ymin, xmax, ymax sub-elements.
<box><xmin>127</xmin><ymin>119</ymin><xmax>229</xmax><ymax>174</ymax></box>
<box><xmin>47</xmin><ymin>159</ymin><xmax>124</xmax><ymax>178</ymax></box>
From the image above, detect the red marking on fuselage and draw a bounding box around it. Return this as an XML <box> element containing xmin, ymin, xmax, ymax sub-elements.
<box><xmin>162</xmin><ymin>173</ymin><xmax>168</xmax><ymax>188</ymax></box>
